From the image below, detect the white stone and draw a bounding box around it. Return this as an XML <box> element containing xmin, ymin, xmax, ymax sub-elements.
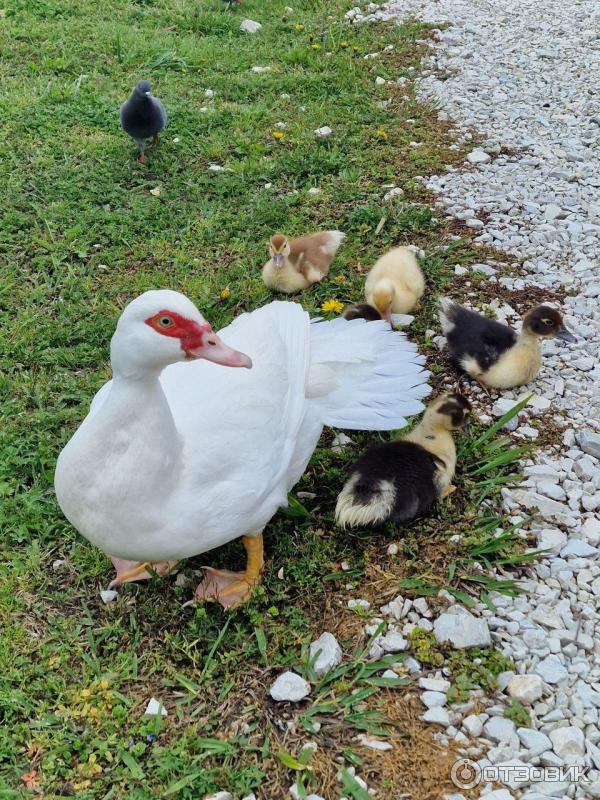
<box><xmin>577</xmin><ymin>430</ymin><xmax>600</xmax><ymax>459</ymax></box>
<box><xmin>269</xmin><ymin>672</ymin><xmax>311</xmax><ymax>702</ymax></box>
<box><xmin>309</xmin><ymin>632</ymin><xmax>342</xmax><ymax>676</ymax></box>
<box><xmin>144</xmin><ymin>697</ymin><xmax>167</xmax><ymax>716</ymax></box>
<box><xmin>462</xmin><ymin>714</ymin><xmax>484</xmax><ymax>737</ymax></box>
<box><xmin>560</xmin><ymin>539</ymin><xmax>597</xmax><ymax>558</ymax></box>
<box><xmin>582</xmin><ymin>517</ymin><xmax>600</xmax><ymax>546</ymax></box>
<box><xmin>379</xmin><ymin>631</ymin><xmax>409</xmax><ymax>652</ymax></box>
<box><xmin>433</xmin><ymin>606</ymin><xmax>491</xmax><ymax>648</ymax></box>
<box><xmin>418</xmin><ymin>677</ymin><xmax>450</xmax><ymax>692</ymax></box>
<box><xmin>314</xmin><ymin>126</ymin><xmax>332</xmax><ymax>138</ymax></box>
<box><xmin>517</xmin><ymin>728</ymin><xmax>551</xmax><ymax>756</ymax></box>
<box><xmin>484</xmin><ymin>792</ymin><xmax>514</xmax><ymax>800</ymax></box>
<box><xmin>420</xmin><ymin>690</ymin><xmax>447</xmax><ymax>708</ymax></box>
<box><xmin>383</xmin><ymin>187</ymin><xmax>404</xmax><ymax>201</ymax></box>
<box><xmin>100</xmin><ymin>589</ymin><xmax>118</xmax><ymax>604</ymax></box>
<box><xmin>483</xmin><ymin>717</ymin><xmax>516</xmax><ymax>743</ymax></box>
<box><xmin>536</xmin><ymin>529</ymin><xmax>567</xmax><ymax>553</ymax></box>
<box><xmin>240</xmin><ymin>19</ymin><xmax>262</xmax><ymax>33</ymax></box>
<box><xmin>549</xmin><ymin>726</ymin><xmax>585</xmax><ymax>759</ymax></box>
<box><xmin>467</xmin><ymin>148</ymin><xmax>491</xmax><ymax>164</ymax></box>
<box><xmin>493</xmin><ymin>758</ymin><xmax>531</xmax><ymax>788</ymax></box>
<box><xmin>331</xmin><ymin>433</ymin><xmax>353</xmax><ymax>452</ymax></box>
<box><xmin>422</xmin><ymin>706</ymin><xmax>450</xmax><ymax>726</ymax></box>
<box><xmin>535</xmin><ymin>655</ymin><xmax>568</xmax><ymax>684</ymax></box>
<box><xmin>347</xmin><ymin>598</ymin><xmax>370</xmax><ymax>611</ymax></box>
<box><xmin>507</xmin><ymin>674</ymin><xmax>543</xmax><ymax>704</ymax></box>
<box><xmin>206</xmin><ymin>794</ymin><xmax>232</xmax><ymax>800</ymax></box>
<box><xmin>356</xmin><ymin>734</ymin><xmax>392</xmax><ymax>751</ymax></box>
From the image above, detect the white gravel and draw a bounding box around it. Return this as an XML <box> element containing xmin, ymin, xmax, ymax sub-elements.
<box><xmin>348</xmin><ymin>1</ymin><xmax>600</xmax><ymax>797</ymax></box>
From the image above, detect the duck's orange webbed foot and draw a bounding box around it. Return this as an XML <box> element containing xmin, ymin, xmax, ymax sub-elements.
<box><xmin>192</xmin><ymin>533</ymin><xmax>263</xmax><ymax>610</ymax></box>
<box><xmin>109</xmin><ymin>558</ymin><xmax>178</xmax><ymax>588</ymax></box>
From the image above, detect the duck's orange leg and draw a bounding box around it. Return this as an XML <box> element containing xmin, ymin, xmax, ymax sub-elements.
<box><xmin>109</xmin><ymin>558</ymin><xmax>178</xmax><ymax>588</ymax></box>
<box><xmin>193</xmin><ymin>533</ymin><xmax>264</xmax><ymax>610</ymax></box>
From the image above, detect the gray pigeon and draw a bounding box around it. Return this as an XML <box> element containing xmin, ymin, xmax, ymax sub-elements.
<box><xmin>120</xmin><ymin>80</ymin><xmax>167</xmax><ymax>163</ymax></box>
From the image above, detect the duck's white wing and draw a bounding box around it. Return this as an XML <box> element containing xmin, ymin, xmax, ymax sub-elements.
<box><xmin>154</xmin><ymin>302</ymin><xmax>313</xmax><ymax>541</ymax></box>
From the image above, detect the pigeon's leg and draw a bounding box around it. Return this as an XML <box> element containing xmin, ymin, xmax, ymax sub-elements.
<box><xmin>109</xmin><ymin>558</ymin><xmax>178</xmax><ymax>588</ymax></box>
<box><xmin>193</xmin><ymin>533</ymin><xmax>263</xmax><ymax>610</ymax></box>
<box><xmin>136</xmin><ymin>139</ymin><xmax>145</xmax><ymax>163</ymax></box>
<box><xmin>152</xmin><ymin>133</ymin><xmax>159</xmax><ymax>145</ymax></box>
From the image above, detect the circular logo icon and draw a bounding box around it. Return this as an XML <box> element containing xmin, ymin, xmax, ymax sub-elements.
<box><xmin>451</xmin><ymin>758</ymin><xmax>481</xmax><ymax>790</ymax></box>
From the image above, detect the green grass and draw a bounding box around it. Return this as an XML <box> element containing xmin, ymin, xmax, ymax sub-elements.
<box><xmin>0</xmin><ymin>0</ymin><xmax>529</xmax><ymax>797</ymax></box>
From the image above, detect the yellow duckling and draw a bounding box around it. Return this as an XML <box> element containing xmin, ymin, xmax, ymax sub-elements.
<box><xmin>364</xmin><ymin>247</ymin><xmax>425</xmax><ymax>322</ymax></box>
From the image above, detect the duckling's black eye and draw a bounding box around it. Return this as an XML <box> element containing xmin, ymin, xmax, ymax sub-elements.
<box><xmin>541</xmin><ymin>318</ymin><xmax>552</xmax><ymax>326</ymax></box>
<box><xmin>157</xmin><ymin>316</ymin><xmax>174</xmax><ymax>328</ymax></box>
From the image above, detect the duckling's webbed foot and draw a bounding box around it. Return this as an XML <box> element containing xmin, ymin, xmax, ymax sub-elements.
<box><xmin>193</xmin><ymin>533</ymin><xmax>264</xmax><ymax>610</ymax></box>
<box><xmin>109</xmin><ymin>558</ymin><xmax>178</xmax><ymax>588</ymax></box>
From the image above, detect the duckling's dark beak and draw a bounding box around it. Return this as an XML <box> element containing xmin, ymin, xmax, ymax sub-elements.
<box><xmin>462</xmin><ymin>418</ymin><xmax>473</xmax><ymax>436</ymax></box>
<box><xmin>556</xmin><ymin>326</ymin><xmax>577</xmax><ymax>343</ymax></box>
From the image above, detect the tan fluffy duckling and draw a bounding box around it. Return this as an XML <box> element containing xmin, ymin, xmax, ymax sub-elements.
<box><xmin>335</xmin><ymin>394</ymin><xmax>471</xmax><ymax>529</ymax></box>
<box><xmin>262</xmin><ymin>230</ymin><xmax>345</xmax><ymax>293</ymax></box>
<box><xmin>363</xmin><ymin>247</ymin><xmax>425</xmax><ymax>322</ymax></box>
<box><xmin>439</xmin><ymin>299</ymin><xmax>577</xmax><ymax>389</ymax></box>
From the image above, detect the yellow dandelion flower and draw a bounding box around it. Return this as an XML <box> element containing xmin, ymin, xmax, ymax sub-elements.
<box><xmin>376</xmin><ymin>129</ymin><xmax>388</xmax><ymax>139</ymax></box>
<box><xmin>321</xmin><ymin>299</ymin><xmax>344</xmax><ymax>314</ymax></box>
<box><xmin>219</xmin><ymin>287</ymin><xmax>231</xmax><ymax>300</ymax></box>
<box><xmin>99</xmin><ymin>679</ymin><xmax>110</xmax><ymax>691</ymax></box>
<box><xmin>294</xmin><ymin>23</ymin><xmax>304</xmax><ymax>31</ymax></box>
<box><xmin>340</xmin><ymin>41</ymin><xmax>349</xmax><ymax>48</ymax></box>
<box><xmin>272</xmin><ymin>130</ymin><xmax>285</xmax><ymax>140</ymax></box>
<box><xmin>333</xmin><ymin>275</ymin><xmax>348</xmax><ymax>285</ymax></box>
<box><xmin>311</xmin><ymin>44</ymin><xmax>320</xmax><ymax>50</ymax></box>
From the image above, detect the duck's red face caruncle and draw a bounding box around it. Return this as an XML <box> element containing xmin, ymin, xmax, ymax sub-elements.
<box><xmin>145</xmin><ymin>310</ymin><xmax>252</xmax><ymax>368</ymax></box>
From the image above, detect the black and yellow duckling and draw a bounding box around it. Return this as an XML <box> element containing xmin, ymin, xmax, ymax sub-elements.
<box><xmin>335</xmin><ymin>394</ymin><xmax>471</xmax><ymax>529</ymax></box>
<box><xmin>439</xmin><ymin>299</ymin><xmax>577</xmax><ymax>390</ymax></box>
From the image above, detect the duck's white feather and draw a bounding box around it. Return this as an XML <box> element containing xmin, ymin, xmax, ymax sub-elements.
<box><xmin>55</xmin><ymin>301</ymin><xmax>429</xmax><ymax>562</ymax></box>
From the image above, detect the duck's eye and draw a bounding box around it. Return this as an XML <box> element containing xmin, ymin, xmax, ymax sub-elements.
<box><xmin>157</xmin><ymin>316</ymin><xmax>174</xmax><ymax>328</ymax></box>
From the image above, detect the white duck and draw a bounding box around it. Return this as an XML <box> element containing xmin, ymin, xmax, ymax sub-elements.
<box><xmin>55</xmin><ymin>290</ymin><xmax>429</xmax><ymax>608</ymax></box>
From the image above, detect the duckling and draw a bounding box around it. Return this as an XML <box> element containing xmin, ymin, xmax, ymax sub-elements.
<box><xmin>335</xmin><ymin>394</ymin><xmax>471</xmax><ymax>529</ymax></box>
<box><xmin>439</xmin><ymin>299</ymin><xmax>577</xmax><ymax>389</ymax></box>
<box><xmin>262</xmin><ymin>231</ymin><xmax>345</xmax><ymax>293</ymax></box>
<box><xmin>343</xmin><ymin>303</ymin><xmax>382</xmax><ymax>322</ymax></box>
<box><xmin>364</xmin><ymin>247</ymin><xmax>425</xmax><ymax>321</ymax></box>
